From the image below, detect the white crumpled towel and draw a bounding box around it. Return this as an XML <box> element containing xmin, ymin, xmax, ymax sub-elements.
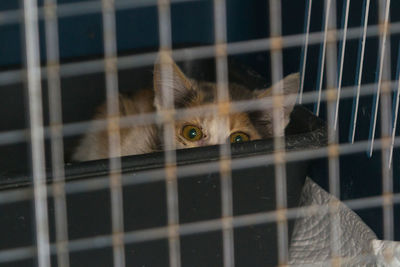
<box><xmin>288</xmin><ymin>177</ymin><xmax>400</xmax><ymax>266</ymax></box>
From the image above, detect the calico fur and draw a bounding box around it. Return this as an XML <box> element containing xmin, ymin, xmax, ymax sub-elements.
<box><xmin>72</xmin><ymin>55</ymin><xmax>299</xmax><ymax>161</ymax></box>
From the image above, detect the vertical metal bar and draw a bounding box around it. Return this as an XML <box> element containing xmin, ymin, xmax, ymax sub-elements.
<box><xmin>349</xmin><ymin>0</ymin><xmax>371</xmax><ymax>143</ymax></box>
<box><xmin>213</xmin><ymin>0</ymin><xmax>234</xmax><ymax>266</ymax></box>
<box><xmin>334</xmin><ymin>0</ymin><xmax>351</xmax><ymax>130</ymax></box>
<box><xmin>324</xmin><ymin>0</ymin><xmax>341</xmax><ymax>265</ymax></box>
<box><xmin>269</xmin><ymin>0</ymin><xmax>289</xmax><ymax>265</ymax></box>
<box><xmin>389</xmin><ymin>44</ymin><xmax>400</xmax><ymax>166</ymax></box>
<box><xmin>157</xmin><ymin>0</ymin><xmax>181</xmax><ymax>266</ymax></box>
<box><xmin>381</xmin><ymin>96</ymin><xmax>394</xmax><ymax>241</ymax></box>
<box><xmin>313</xmin><ymin>0</ymin><xmax>332</xmax><ymax>116</ymax></box>
<box><xmin>23</xmin><ymin>0</ymin><xmax>51</xmax><ymax>266</ymax></box>
<box><xmin>326</xmin><ymin>0</ymin><xmax>339</xmax><ymax>199</ymax></box>
<box><xmin>368</xmin><ymin>0</ymin><xmax>391</xmax><ymax>157</ymax></box>
<box><xmin>101</xmin><ymin>0</ymin><xmax>126</xmax><ymax>266</ymax></box>
<box><xmin>43</xmin><ymin>0</ymin><xmax>70</xmax><ymax>266</ymax></box>
<box><xmin>298</xmin><ymin>0</ymin><xmax>313</xmax><ymax>104</ymax></box>
<box><xmin>377</xmin><ymin>0</ymin><xmax>394</xmax><ymax>241</ymax></box>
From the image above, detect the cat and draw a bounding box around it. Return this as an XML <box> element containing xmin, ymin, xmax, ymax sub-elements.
<box><xmin>72</xmin><ymin>55</ymin><xmax>299</xmax><ymax>161</ymax></box>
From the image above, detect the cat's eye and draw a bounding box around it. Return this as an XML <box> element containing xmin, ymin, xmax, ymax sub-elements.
<box><xmin>230</xmin><ymin>132</ymin><xmax>249</xmax><ymax>143</ymax></box>
<box><xmin>182</xmin><ymin>125</ymin><xmax>203</xmax><ymax>141</ymax></box>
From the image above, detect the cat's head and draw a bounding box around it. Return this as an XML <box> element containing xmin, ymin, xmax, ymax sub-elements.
<box><xmin>153</xmin><ymin>54</ymin><xmax>299</xmax><ymax>149</ymax></box>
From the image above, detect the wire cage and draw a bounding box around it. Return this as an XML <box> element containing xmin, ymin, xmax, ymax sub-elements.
<box><xmin>0</xmin><ymin>0</ymin><xmax>399</xmax><ymax>266</ymax></box>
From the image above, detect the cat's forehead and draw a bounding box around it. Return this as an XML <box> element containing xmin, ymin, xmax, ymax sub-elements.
<box><xmin>195</xmin><ymin>81</ymin><xmax>254</xmax><ymax>103</ymax></box>
<box><xmin>180</xmin><ymin>111</ymin><xmax>254</xmax><ymax>130</ymax></box>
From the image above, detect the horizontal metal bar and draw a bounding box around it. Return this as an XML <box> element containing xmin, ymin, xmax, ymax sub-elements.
<box><xmin>1</xmin><ymin>134</ymin><xmax>399</xmax><ymax>205</ymax></box>
<box><xmin>2</xmin><ymin>21</ymin><xmax>400</xmax><ymax>87</ymax></box>
<box><xmin>0</xmin><ymin>0</ymin><xmax>203</xmax><ymax>26</ymax></box>
<box><xmin>0</xmin><ymin>80</ymin><xmax>398</xmax><ymax>146</ymax></box>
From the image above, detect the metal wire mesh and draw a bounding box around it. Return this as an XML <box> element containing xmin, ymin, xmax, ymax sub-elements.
<box><xmin>0</xmin><ymin>0</ymin><xmax>399</xmax><ymax>266</ymax></box>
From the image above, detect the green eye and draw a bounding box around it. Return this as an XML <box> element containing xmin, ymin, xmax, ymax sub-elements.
<box><xmin>182</xmin><ymin>125</ymin><xmax>203</xmax><ymax>141</ymax></box>
<box><xmin>230</xmin><ymin>132</ymin><xmax>249</xmax><ymax>143</ymax></box>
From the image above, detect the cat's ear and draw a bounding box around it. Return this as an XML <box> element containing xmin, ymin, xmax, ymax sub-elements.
<box><xmin>153</xmin><ymin>54</ymin><xmax>197</xmax><ymax>110</ymax></box>
<box><xmin>251</xmin><ymin>73</ymin><xmax>299</xmax><ymax>136</ymax></box>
